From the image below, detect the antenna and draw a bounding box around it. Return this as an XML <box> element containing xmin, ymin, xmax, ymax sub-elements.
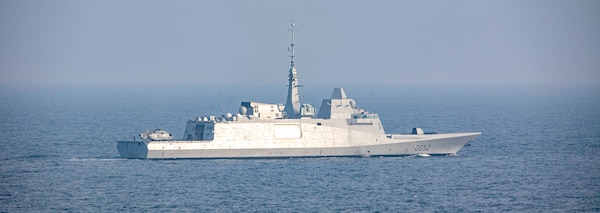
<box><xmin>288</xmin><ymin>19</ymin><xmax>297</xmax><ymax>68</ymax></box>
<box><xmin>218</xmin><ymin>91</ymin><xmax>226</xmax><ymax>115</ymax></box>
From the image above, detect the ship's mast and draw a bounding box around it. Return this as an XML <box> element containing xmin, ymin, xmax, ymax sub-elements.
<box><xmin>284</xmin><ymin>20</ymin><xmax>301</xmax><ymax>118</ymax></box>
<box><xmin>289</xmin><ymin>20</ymin><xmax>296</xmax><ymax>67</ymax></box>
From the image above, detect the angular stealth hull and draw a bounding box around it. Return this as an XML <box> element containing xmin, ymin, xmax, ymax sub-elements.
<box><xmin>117</xmin><ymin>134</ymin><xmax>480</xmax><ymax>159</ymax></box>
<box><xmin>117</xmin><ymin>117</ymin><xmax>480</xmax><ymax>159</ymax></box>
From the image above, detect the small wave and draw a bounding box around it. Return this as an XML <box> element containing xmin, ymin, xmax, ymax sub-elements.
<box><xmin>0</xmin><ymin>193</ymin><xmax>12</xmax><ymax>201</ymax></box>
<box><xmin>67</xmin><ymin>157</ymin><xmax>126</xmax><ymax>162</ymax></box>
<box><xmin>14</xmin><ymin>154</ymin><xmax>60</xmax><ymax>160</ymax></box>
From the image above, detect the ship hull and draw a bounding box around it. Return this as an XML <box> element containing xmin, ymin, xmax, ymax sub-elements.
<box><xmin>117</xmin><ymin>132</ymin><xmax>480</xmax><ymax>159</ymax></box>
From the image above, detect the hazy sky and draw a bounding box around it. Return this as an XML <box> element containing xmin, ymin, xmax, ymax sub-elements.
<box><xmin>1</xmin><ymin>0</ymin><xmax>599</xmax><ymax>90</ymax></box>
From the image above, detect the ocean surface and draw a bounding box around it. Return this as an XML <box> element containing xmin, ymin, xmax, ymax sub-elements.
<box><xmin>1</xmin><ymin>85</ymin><xmax>599</xmax><ymax>212</ymax></box>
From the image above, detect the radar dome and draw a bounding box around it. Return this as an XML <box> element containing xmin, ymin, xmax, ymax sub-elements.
<box><xmin>239</xmin><ymin>106</ymin><xmax>247</xmax><ymax>115</ymax></box>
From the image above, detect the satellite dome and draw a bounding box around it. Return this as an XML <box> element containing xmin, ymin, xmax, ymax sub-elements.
<box><xmin>239</xmin><ymin>106</ymin><xmax>247</xmax><ymax>115</ymax></box>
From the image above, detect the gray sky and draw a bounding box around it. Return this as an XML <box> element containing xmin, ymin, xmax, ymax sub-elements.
<box><xmin>1</xmin><ymin>0</ymin><xmax>599</xmax><ymax>90</ymax></box>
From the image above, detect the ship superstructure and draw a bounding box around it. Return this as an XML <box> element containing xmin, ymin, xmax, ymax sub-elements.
<box><xmin>116</xmin><ymin>21</ymin><xmax>480</xmax><ymax>159</ymax></box>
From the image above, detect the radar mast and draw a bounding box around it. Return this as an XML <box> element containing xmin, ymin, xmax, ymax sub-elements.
<box><xmin>284</xmin><ymin>19</ymin><xmax>301</xmax><ymax>118</ymax></box>
<box><xmin>289</xmin><ymin>20</ymin><xmax>296</xmax><ymax>68</ymax></box>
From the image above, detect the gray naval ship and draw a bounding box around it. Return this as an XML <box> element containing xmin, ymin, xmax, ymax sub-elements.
<box><xmin>116</xmin><ymin>21</ymin><xmax>481</xmax><ymax>159</ymax></box>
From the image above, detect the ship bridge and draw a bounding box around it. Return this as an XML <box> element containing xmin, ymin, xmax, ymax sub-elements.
<box><xmin>317</xmin><ymin>88</ymin><xmax>362</xmax><ymax>119</ymax></box>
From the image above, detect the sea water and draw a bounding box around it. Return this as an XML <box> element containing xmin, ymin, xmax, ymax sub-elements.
<box><xmin>1</xmin><ymin>85</ymin><xmax>599</xmax><ymax>212</ymax></box>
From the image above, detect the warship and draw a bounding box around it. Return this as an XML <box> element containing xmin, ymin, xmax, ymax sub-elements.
<box><xmin>116</xmin><ymin>21</ymin><xmax>480</xmax><ymax>159</ymax></box>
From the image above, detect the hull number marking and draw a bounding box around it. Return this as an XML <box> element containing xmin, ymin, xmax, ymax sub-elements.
<box><xmin>415</xmin><ymin>145</ymin><xmax>431</xmax><ymax>151</ymax></box>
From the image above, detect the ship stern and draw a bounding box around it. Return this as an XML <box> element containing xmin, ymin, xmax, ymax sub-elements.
<box><xmin>116</xmin><ymin>141</ymin><xmax>149</xmax><ymax>159</ymax></box>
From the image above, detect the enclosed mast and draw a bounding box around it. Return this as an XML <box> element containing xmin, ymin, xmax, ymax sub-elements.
<box><xmin>284</xmin><ymin>20</ymin><xmax>301</xmax><ymax>118</ymax></box>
